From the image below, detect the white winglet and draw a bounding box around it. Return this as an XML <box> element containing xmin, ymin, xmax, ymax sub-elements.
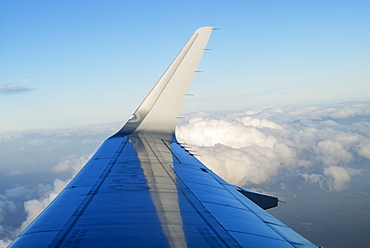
<box><xmin>115</xmin><ymin>27</ymin><xmax>213</xmax><ymax>136</ymax></box>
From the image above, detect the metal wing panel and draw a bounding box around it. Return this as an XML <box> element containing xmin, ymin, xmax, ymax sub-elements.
<box><xmin>11</xmin><ymin>135</ymin><xmax>243</xmax><ymax>247</ymax></box>
<box><xmin>228</xmin><ymin>232</ymin><xmax>295</xmax><ymax>248</ymax></box>
<box><xmin>200</xmin><ymin>203</ymin><xmax>285</xmax><ymax>239</ymax></box>
<box><xmin>220</xmin><ymin>184</ymin><xmax>317</xmax><ymax>247</ymax></box>
<box><xmin>169</xmin><ymin>140</ymin><xmax>318</xmax><ymax>248</ymax></box>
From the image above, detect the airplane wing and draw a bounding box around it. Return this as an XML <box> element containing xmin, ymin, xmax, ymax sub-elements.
<box><xmin>10</xmin><ymin>27</ymin><xmax>318</xmax><ymax>248</ymax></box>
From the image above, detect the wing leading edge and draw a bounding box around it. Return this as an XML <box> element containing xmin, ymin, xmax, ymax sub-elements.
<box><xmin>10</xmin><ymin>27</ymin><xmax>318</xmax><ymax>247</ymax></box>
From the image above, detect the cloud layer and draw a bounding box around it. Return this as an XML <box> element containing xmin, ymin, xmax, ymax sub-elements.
<box><xmin>1</xmin><ymin>102</ymin><xmax>369</xmax><ymax>247</ymax></box>
<box><xmin>177</xmin><ymin>102</ymin><xmax>370</xmax><ymax>191</ymax></box>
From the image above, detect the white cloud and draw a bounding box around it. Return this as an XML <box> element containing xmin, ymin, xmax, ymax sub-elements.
<box><xmin>302</xmin><ymin>166</ymin><xmax>361</xmax><ymax>192</ymax></box>
<box><xmin>302</xmin><ymin>173</ymin><xmax>324</xmax><ymax>186</ymax></box>
<box><xmin>52</xmin><ymin>154</ymin><xmax>91</xmax><ymax>175</ymax></box>
<box><xmin>194</xmin><ymin>145</ymin><xmax>282</xmax><ymax>185</ymax></box>
<box><xmin>1</xmin><ymin>153</ymin><xmax>90</xmax><ymax>242</ymax></box>
<box><xmin>16</xmin><ymin>178</ymin><xmax>70</xmax><ymax>235</ymax></box>
<box><xmin>315</xmin><ymin>140</ymin><xmax>354</xmax><ymax>166</ymax></box>
<box><xmin>15</xmin><ymin>154</ymin><xmax>89</xmax><ymax>234</ymax></box>
<box><xmin>177</xmin><ymin>117</ymin><xmax>279</xmax><ymax>149</ymax></box>
<box><xmin>177</xmin><ymin>102</ymin><xmax>370</xmax><ymax>189</ymax></box>
<box><xmin>324</xmin><ymin>166</ymin><xmax>361</xmax><ymax>191</ymax></box>
<box><xmin>357</xmin><ymin>141</ymin><xmax>370</xmax><ymax>159</ymax></box>
<box><xmin>321</xmin><ymin>120</ymin><xmax>339</xmax><ymax>127</ymax></box>
<box><xmin>0</xmin><ymin>239</ymin><xmax>12</xmax><ymax>248</ymax></box>
<box><xmin>240</xmin><ymin>116</ymin><xmax>283</xmax><ymax>129</ymax></box>
<box><xmin>176</xmin><ymin>113</ymin><xmax>301</xmax><ymax>185</ymax></box>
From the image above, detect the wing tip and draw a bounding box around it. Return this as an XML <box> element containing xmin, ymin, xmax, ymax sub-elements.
<box><xmin>113</xmin><ymin>26</ymin><xmax>214</xmax><ymax>137</ymax></box>
<box><xmin>196</xmin><ymin>26</ymin><xmax>214</xmax><ymax>31</ymax></box>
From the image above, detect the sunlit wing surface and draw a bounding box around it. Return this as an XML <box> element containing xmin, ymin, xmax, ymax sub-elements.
<box><xmin>10</xmin><ymin>27</ymin><xmax>319</xmax><ymax>248</ymax></box>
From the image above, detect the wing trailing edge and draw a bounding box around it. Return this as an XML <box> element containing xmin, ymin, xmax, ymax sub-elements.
<box><xmin>114</xmin><ymin>26</ymin><xmax>213</xmax><ymax>137</ymax></box>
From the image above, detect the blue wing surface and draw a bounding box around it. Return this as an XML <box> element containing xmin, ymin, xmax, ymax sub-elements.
<box><xmin>9</xmin><ymin>27</ymin><xmax>318</xmax><ymax>248</ymax></box>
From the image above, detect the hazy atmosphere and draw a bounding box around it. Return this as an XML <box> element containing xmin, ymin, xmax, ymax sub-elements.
<box><xmin>1</xmin><ymin>1</ymin><xmax>370</xmax><ymax>247</ymax></box>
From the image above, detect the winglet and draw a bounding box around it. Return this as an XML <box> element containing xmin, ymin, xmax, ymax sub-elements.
<box><xmin>114</xmin><ymin>27</ymin><xmax>213</xmax><ymax>137</ymax></box>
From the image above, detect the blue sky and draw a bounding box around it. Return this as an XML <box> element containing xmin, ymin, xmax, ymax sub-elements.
<box><xmin>1</xmin><ymin>1</ymin><xmax>370</xmax><ymax>130</ymax></box>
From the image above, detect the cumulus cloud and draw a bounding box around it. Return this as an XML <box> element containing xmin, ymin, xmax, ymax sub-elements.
<box><xmin>315</xmin><ymin>140</ymin><xmax>354</xmax><ymax>166</ymax></box>
<box><xmin>0</xmin><ymin>239</ymin><xmax>12</xmax><ymax>248</ymax></box>
<box><xmin>178</xmin><ymin>116</ymin><xmax>279</xmax><ymax>149</ymax></box>
<box><xmin>303</xmin><ymin>166</ymin><xmax>361</xmax><ymax>191</ymax></box>
<box><xmin>357</xmin><ymin>141</ymin><xmax>370</xmax><ymax>159</ymax></box>
<box><xmin>324</xmin><ymin>166</ymin><xmax>361</xmax><ymax>191</ymax></box>
<box><xmin>177</xmin><ymin>102</ymin><xmax>370</xmax><ymax>191</ymax></box>
<box><xmin>15</xmin><ymin>178</ymin><xmax>70</xmax><ymax>235</ymax></box>
<box><xmin>302</xmin><ymin>173</ymin><xmax>324</xmax><ymax>187</ymax></box>
<box><xmin>0</xmin><ymin>152</ymin><xmax>90</xmax><ymax>244</ymax></box>
<box><xmin>240</xmin><ymin>116</ymin><xmax>283</xmax><ymax>129</ymax></box>
<box><xmin>176</xmin><ymin>113</ymin><xmax>299</xmax><ymax>185</ymax></box>
<box><xmin>52</xmin><ymin>154</ymin><xmax>91</xmax><ymax>175</ymax></box>
<box><xmin>196</xmin><ymin>145</ymin><xmax>282</xmax><ymax>185</ymax></box>
<box><xmin>15</xmin><ymin>154</ymin><xmax>89</xmax><ymax>235</ymax></box>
